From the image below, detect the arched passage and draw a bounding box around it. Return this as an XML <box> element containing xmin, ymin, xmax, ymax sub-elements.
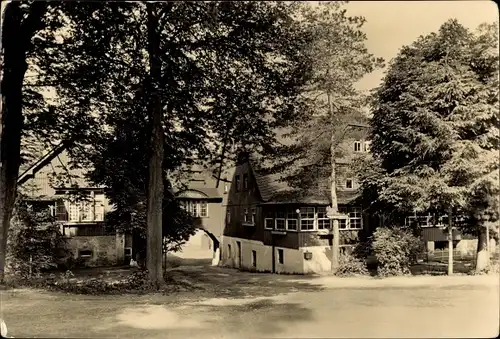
<box><xmin>202</xmin><ymin>229</ymin><xmax>221</xmax><ymax>262</ymax></box>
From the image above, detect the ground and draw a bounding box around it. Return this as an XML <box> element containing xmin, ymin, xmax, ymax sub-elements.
<box><xmin>1</xmin><ymin>256</ymin><xmax>499</xmax><ymax>338</ymax></box>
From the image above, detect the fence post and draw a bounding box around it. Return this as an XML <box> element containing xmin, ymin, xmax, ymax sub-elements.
<box><xmin>448</xmin><ymin>207</ymin><xmax>453</xmax><ymax>275</ymax></box>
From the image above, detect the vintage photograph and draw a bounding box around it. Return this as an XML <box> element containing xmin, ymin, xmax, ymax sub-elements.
<box><xmin>0</xmin><ymin>1</ymin><xmax>498</xmax><ymax>338</ymax></box>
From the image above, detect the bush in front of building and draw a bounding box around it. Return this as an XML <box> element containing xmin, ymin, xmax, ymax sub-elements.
<box><xmin>371</xmin><ymin>226</ymin><xmax>423</xmax><ymax>277</ymax></box>
<box><xmin>6</xmin><ymin>199</ymin><xmax>70</xmax><ymax>280</ymax></box>
<box><xmin>335</xmin><ymin>252</ymin><xmax>369</xmax><ymax>277</ymax></box>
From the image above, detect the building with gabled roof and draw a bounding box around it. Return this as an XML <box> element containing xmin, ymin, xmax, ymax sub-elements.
<box><xmin>17</xmin><ymin>142</ymin><xmax>129</xmax><ymax>267</ymax></box>
<box><xmin>219</xmin><ymin>127</ymin><xmax>375</xmax><ymax>274</ymax></box>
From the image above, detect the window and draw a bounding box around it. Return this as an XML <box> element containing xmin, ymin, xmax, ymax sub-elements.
<box><xmin>235</xmin><ymin>175</ymin><xmax>240</xmax><ymax>192</ymax></box>
<box><xmin>69</xmin><ymin>203</ymin><xmax>79</xmax><ymax>221</ymax></box>
<box><xmin>276</xmin><ymin>220</ymin><xmax>286</xmax><ymax>230</ymax></box>
<box><xmin>286</xmin><ymin>211</ymin><xmax>298</xmax><ymax>231</ymax></box>
<box><xmin>80</xmin><ymin>200</ymin><xmax>93</xmax><ymax>221</ymax></box>
<box><xmin>243</xmin><ymin>173</ymin><xmax>248</xmax><ymax>190</ymax></box>
<box><xmin>94</xmin><ymin>200</ymin><xmax>104</xmax><ymax>221</ymax></box>
<box><xmin>79</xmin><ymin>249</ymin><xmax>92</xmax><ymax>258</ymax></box>
<box><xmin>264</xmin><ymin>210</ymin><xmax>274</xmax><ymax>230</ymax></box>
<box><xmin>251</xmin><ymin>208</ymin><xmax>256</xmax><ymax>223</ymax></box>
<box><xmin>354</xmin><ymin>141</ymin><xmax>362</xmax><ymax>152</ymax></box>
<box><xmin>364</xmin><ymin>141</ymin><xmax>371</xmax><ymax>152</ymax></box>
<box><xmin>338</xmin><ymin>206</ymin><xmax>362</xmax><ymax>229</ymax></box>
<box><xmin>277</xmin><ymin>249</ymin><xmax>284</xmax><ymax>264</ymax></box>
<box><xmin>265</xmin><ymin>218</ymin><xmax>274</xmax><ymax>230</ymax></box>
<box><xmin>224</xmin><ymin>183</ymin><xmax>229</xmax><ymax>194</ymax></box>
<box><xmin>317</xmin><ymin>207</ymin><xmax>331</xmax><ymax>229</ymax></box>
<box><xmin>275</xmin><ymin>211</ymin><xmax>286</xmax><ymax>230</ymax></box>
<box><xmin>228</xmin><ymin>244</ymin><xmax>231</xmax><ymax>258</ymax></box>
<box><xmin>300</xmin><ymin>207</ymin><xmax>315</xmax><ymax>230</ymax></box>
<box><xmin>226</xmin><ymin>210</ymin><xmax>231</xmax><ymax>224</ymax></box>
<box><xmin>200</xmin><ymin>202</ymin><xmax>208</xmax><ymax>217</ymax></box>
<box><xmin>244</xmin><ymin>208</ymin><xmax>250</xmax><ymax>223</ymax></box>
<box><xmin>252</xmin><ymin>250</ymin><xmax>257</xmax><ymax>268</ymax></box>
<box><xmin>349</xmin><ymin>207</ymin><xmax>362</xmax><ymax>229</ymax></box>
<box><xmin>345</xmin><ymin>179</ymin><xmax>353</xmax><ymax>189</ymax></box>
<box><xmin>181</xmin><ymin>200</ymin><xmax>208</xmax><ymax>218</ymax></box>
<box><xmin>339</xmin><ymin>218</ymin><xmax>347</xmax><ymax>229</ymax></box>
<box><xmin>124</xmin><ymin>248</ymin><xmax>132</xmax><ymax>256</ymax></box>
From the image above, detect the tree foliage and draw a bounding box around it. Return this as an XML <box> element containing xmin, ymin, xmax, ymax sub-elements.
<box><xmin>371</xmin><ymin>227</ymin><xmax>423</xmax><ymax>277</ymax></box>
<box><xmin>7</xmin><ymin>197</ymin><xmax>69</xmax><ymax>279</ymax></box>
<box><xmin>14</xmin><ymin>2</ymin><xmax>315</xmax><ymax>276</ymax></box>
<box><xmin>365</xmin><ymin>19</ymin><xmax>499</xmax><ymax>271</ymax></box>
<box><xmin>260</xmin><ymin>2</ymin><xmax>383</xmax><ymax>194</ymax></box>
<box><xmin>368</xmin><ymin>19</ymin><xmax>499</xmax><ymax>221</ymax></box>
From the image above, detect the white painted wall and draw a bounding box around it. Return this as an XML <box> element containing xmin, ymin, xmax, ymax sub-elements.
<box><xmin>220</xmin><ymin>236</ymin><xmax>272</xmax><ymax>272</ymax></box>
<box><xmin>301</xmin><ymin>246</ymin><xmax>332</xmax><ymax>274</ymax></box>
<box><xmin>275</xmin><ymin>246</ymin><xmax>304</xmax><ymax>274</ymax></box>
<box><xmin>220</xmin><ymin>236</ymin><xmax>340</xmax><ymax>275</ymax></box>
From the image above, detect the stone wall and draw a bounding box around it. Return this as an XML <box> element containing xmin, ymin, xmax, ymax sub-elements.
<box><xmin>67</xmin><ymin>235</ymin><xmax>124</xmax><ymax>267</ymax></box>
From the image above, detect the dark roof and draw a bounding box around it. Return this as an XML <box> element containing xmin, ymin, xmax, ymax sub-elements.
<box><xmin>249</xmin><ymin>158</ymin><xmax>360</xmax><ymax>205</ymax></box>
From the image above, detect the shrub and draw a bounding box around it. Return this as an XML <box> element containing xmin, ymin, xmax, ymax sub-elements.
<box><xmin>335</xmin><ymin>252</ymin><xmax>369</xmax><ymax>277</ymax></box>
<box><xmin>372</xmin><ymin>226</ymin><xmax>423</xmax><ymax>277</ymax></box>
<box><xmin>7</xmin><ymin>200</ymin><xmax>70</xmax><ymax>280</ymax></box>
<box><xmin>351</xmin><ymin>241</ymin><xmax>372</xmax><ymax>259</ymax></box>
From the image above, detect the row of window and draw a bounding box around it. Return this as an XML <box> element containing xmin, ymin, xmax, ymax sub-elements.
<box><xmin>179</xmin><ymin>200</ymin><xmax>208</xmax><ymax>218</ymax></box>
<box><xmin>405</xmin><ymin>214</ymin><xmax>466</xmax><ymax>228</ymax></box>
<box><xmin>66</xmin><ymin>201</ymin><xmax>105</xmax><ymax>222</ymax></box>
<box><xmin>225</xmin><ymin>206</ymin><xmax>362</xmax><ymax>231</ymax></box>
<box><xmin>353</xmin><ymin>140</ymin><xmax>371</xmax><ymax>153</ymax></box>
<box><xmin>264</xmin><ymin>207</ymin><xmax>362</xmax><ymax>231</ymax></box>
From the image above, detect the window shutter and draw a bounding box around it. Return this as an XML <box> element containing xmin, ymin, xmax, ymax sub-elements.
<box><xmin>55</xmin><ymin>199</ymin><xmax>68</xmax><ymax>221</ymax></box>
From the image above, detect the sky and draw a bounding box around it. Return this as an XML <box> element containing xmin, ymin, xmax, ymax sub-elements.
<box><xmin>341</xmin><ymin>0</ymin><xmax>499</xmax><ymax>92</ymax></box>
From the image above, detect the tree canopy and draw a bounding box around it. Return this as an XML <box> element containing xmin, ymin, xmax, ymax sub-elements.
<box><xmin>9</xmin><ymin>2</ymin><xmax>317</xmax><ymax>278</ymax></box>
<box><xmin>261</xmin><ymin>2</ymin><xmax>383</xmax><ymax>196</ymax></box>
<box><xmin>369</xmin><ymin>19</ymin><xmax>499</xmax><ymax>218</ymax></box>
<box><xmin>365</xmin><ymin>19</ymin><xmax>499</xmax><ymax>271</ymax></box>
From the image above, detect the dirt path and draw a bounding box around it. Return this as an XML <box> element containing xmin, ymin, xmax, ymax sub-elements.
<box><xmin>1</xmin><ymin>266</ymin><xmax>498</xmax><ymax>338</ymax></box>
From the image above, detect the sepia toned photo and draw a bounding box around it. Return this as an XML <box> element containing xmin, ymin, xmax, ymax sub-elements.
<box><xmin>0</xmin><ymin>1</ymin><xmax>498</xmax><ymax>338</ymax></box>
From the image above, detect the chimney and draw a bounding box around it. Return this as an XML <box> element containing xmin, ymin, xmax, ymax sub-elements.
<box><xmin>236</xmin><ymin>151</ymin><xmax>250</xmax><ymax>165</ymax></box>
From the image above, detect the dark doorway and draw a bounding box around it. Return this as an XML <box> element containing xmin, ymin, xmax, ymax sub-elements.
<box><xmin>272</xmin><ymin>237</ymin><xmax>276</xmax><ymax>273</ymax></box>
<box><xmin>236</xmin><ymin>241</ymin><xmax>241</xmax><ymax>268</ymax></box>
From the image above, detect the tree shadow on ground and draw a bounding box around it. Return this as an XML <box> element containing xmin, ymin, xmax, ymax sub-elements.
<box><xmin>170</xmin><ymin>299</ymin><xmax>315</xmax><ymax>338</ymax></box>
<box><xmin>165</xmin><ymin>265</ymin><xmax>326</xmax><ymax>299</ymax></box>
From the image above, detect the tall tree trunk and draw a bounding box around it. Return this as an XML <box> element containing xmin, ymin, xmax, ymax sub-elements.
<box><xmin>0</xmin><ymin>2</ymin><xmax>46</xmax><ymax>283</ymax></box>
<box><xmin>327</xmin><ymin>91</ymin><xmax>340</xmax><ymax>272</ymax></box>
<box><xmin>146</xmin><ymin>3</ymin><xmax>164</xmax><ymax>287</ymax></box>
<box><xmin>215</xmin><ymin>137</ymin><xmax>228</xmax><ymax>189</ymax></box>
<box><xmin>215</xmin><ymin>114</ymin><xmax>236</xmax><ymax>188</ymax></box>
<box><xmin>475</xmin><ymin>225</ymin><xmax>489</xmax><ymax>273</ymax></box>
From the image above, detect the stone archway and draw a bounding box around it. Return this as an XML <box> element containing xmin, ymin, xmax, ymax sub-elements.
<box><xmin>201</xmin><ymin>229</ymin><xmax>220</xmax><ymax>266</ymax></box>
